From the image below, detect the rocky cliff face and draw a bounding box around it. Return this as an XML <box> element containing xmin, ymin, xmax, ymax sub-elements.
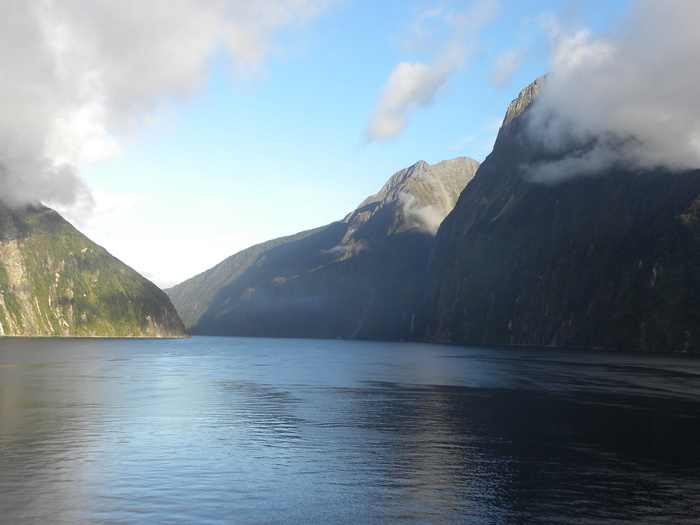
<box><xmin>425</xmin><ymin>78</ymin><xmax>700</xmax><ymax>352</ymax></box>
<box><xmin>167</xmin><ymin>157</ymin><xmax>479</xmax><ymax>339</ymax></box>
<box><xmin>0</xmin><ymin>203</ymin><xmax>188</xmax><ymax>337</ymax></box>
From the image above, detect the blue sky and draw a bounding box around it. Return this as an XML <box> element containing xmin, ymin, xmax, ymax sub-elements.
<box><xmin>2</xmin><ymin>0</ymin><xmax>631</xmax><ymax>287</ymax></box>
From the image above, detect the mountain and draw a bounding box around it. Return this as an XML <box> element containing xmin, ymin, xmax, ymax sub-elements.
<box><xmin>424</xmin><ymin>77</ymin><xmax>700</xmax><ymax>352</ymax></box>
<box><xmin>0</xmin><ymin>203</ymin><xmax>187</xmax><ymax>337</ymax></box>
<box><xmin>166</xmin><ymin>157</ymin><xmax>479</xmax><ymax>339</ymax></box>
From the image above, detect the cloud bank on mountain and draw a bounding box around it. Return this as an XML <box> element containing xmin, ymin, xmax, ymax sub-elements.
<box><xmin>524</xmin><ymin>0</ymin><xmax>700</xmax><ymax>182</ymax></box>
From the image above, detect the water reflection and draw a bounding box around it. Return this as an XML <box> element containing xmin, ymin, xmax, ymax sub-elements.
<box><xmin>0</xmin><ymin>352</ymin><xmax>107</xmax><ymax>523</ymax></box>
<box><xmin>1</xmin><ymin>337</ymin><xmax>700</xmax><ymax>524</ymax></box>
<box><xmin>295</xmin><ymin>379</ymin><xmax>700</xmax><ymax>523</ymax></box>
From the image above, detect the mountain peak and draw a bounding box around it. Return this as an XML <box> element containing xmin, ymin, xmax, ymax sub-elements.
<box><xmin>499</xmin><ymin>75</ymin><xmax>546</xmax><ymax>136</ymax></box>
<box><xmin>343</xmin><ymin>157</ymin><xmax>480</xmax><ymax>239</ymax></box>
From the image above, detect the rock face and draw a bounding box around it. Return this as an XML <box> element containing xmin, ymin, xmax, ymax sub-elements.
<box><xmin>0</xmin><ymin>203</ymin><xmax>188</xmax><ymax>337</ymax></box>
<box><xmin>167</xmin><ymin>157</ymin><xmax>479</xmax><ymax>339</ymax></box>
<box><xmin>425</xmin><ymin>78</ymin><xmax>700</xmax><ymax>352</ymax></box>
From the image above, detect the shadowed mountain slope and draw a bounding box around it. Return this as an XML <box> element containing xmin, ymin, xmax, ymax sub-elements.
<box><xmin>0</xmin><ymin>203</ymin><xmax>187</xmax><ymax>337</ymax></box>
<box><xmin>425</xmin><ymin>78</ymin><xmax>700</xmax><ymax>352</ymax></box>
<box><xmin>167</xmin><ymin>157</ymin><xmax>479</xmax><ymax>340</ymax></box>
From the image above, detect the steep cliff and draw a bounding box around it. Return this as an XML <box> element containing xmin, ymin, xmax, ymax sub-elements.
<box><xmin>167</xmin><ymin>157</ymin><xmax>479</xmax><ymax>339</ymax></box>
<box><xmin>0</xmin><ymin>203</ymin><xmax>188</xmax><ymax>337</ymax></box>
<box><xmin>425</xmin><ymin>78</ymin><xmax>700</xmax><ymax>352</ymax></box>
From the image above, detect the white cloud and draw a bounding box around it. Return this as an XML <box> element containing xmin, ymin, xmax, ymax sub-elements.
<box><xmin>489</xmin><ymin>48</ymin><xmax>526</xmax><ymax>85</ymax></box>
<box><xmin>222</xmin><ymin>0</ymin><xmax>334</xmax><ymax>81</ymax></box>
<box><xmin>399</xmin><ymin>192</ymin><xmax>445</xmax><ymax>235</ymax></box>
<box><xmin>52</xmin><ymin>189</ymin><xmax>150</xmax><ymax>230</ymax></box>
<box><xmin>365</xmin><ymin>0</ymin><xmax>499</xmax><ymax>142</ymax></box>
<box><xmin>0</xmin><ymin>0</ymin><xmax>335</xmax><ymax>209</ymax></box>
<box><xmin>524</xmin><ymin>0</ymin><xmax>700</xmax><ymax>181</ymax></box>
<box><xmin>366</xmin><ymin>61</ymin><xmax>452</xmax><ymax>141</ymax></box>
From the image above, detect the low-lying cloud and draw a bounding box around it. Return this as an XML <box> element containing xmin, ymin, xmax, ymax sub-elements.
<box><xmin>322</xmin><ymin>240</ymin><xmax>365</xmax><ymax>260</ymax></box>
<box><xmin>524</xmin><ymin>0</ymin><xmax>700</xmax><ymax>182</ymax></box>
<box><xmin>0</xmin><ymin>0</ymin><xmax>332</xmax><ymax>210</ymax></box>
<box><xmin>366</xmin><ymin>0</ymin><xmax>499</xmax><ymax>142</ymax></box>
<box><xmin>399</xmin><ymin>192</ymin><xmax>446</xmax><ymax>235</ymax></box>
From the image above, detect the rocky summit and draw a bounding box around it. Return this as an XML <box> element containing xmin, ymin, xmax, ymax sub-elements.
<box><xmin>167</xmin><ymin>157</ymin><xmax>479</xmax><ymax>340</ymax></box>
<box><xmin>0</xmin><ymin>203</ymin><xmax>187</xmax><ymax>337</ymax></box>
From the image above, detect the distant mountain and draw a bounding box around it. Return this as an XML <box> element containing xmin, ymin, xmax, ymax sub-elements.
<box><xmin>425</xmin><ymin>77</ymin><xmax>700</xmax><ymax>352</ymax></box>
<box><xmin>0</xmin><ymin>203</ymin><xmax>187</xmax><ymax>337</ymax></box>
<box><xmin>167</xmin><ymin>157</ymin><xmax>479</xmax><ymax>339</ymax></box>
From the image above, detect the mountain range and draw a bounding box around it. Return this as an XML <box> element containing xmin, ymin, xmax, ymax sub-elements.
<box><xmin>166</xmin><ymin>157</ymin><xmax>479</xmax><ymax>340</ymax></box>
<box><xmin>5</xmin><ymin>74</ymin><xmax>699</xmax><ymax>351</ymax></box>
<box><xmin>169</xmin><ymin>76</ymin><xmax>700</xmax><ymax>352</ymax></box>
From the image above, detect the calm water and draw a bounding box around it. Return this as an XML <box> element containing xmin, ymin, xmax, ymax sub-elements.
<box><xmin>1</xmin><ymin>337</ymin><xmax>700</xmax><ymax>524</ymax></box>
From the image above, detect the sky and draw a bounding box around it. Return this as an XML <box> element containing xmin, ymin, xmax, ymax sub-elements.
<box><xmin>1</xmin><ymin>0</ymin><xmax>690</xmax><ymax>288</ymax></box>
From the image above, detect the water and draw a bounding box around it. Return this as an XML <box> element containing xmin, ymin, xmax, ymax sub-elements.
<box><xmin>1</xmin><ymin>337</ymin><xmax>700</xmax><ymax>524</ymax></box>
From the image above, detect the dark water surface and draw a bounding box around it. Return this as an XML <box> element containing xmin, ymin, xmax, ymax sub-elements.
<box><xmin>1</xmin><ymin>337</ymin><xmax>700</xmax><ymax>524</ymax></box>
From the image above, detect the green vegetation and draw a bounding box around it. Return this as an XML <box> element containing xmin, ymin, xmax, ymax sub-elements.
<box><xmin>0</xmin><ymin>204</ymin><xmax>187</xmax><ymax>338</ymax></box>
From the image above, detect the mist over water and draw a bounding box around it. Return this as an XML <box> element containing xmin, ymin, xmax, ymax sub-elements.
<box><xmin>1</xmin><ymin>337</ymin><xmax>700</xmax><ymax>524</ymax></box>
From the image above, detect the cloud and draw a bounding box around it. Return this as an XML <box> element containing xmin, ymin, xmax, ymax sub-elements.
<box><xmin>0</xmin><ymin>0</ymin><xmax>333</xmax><ymax>209</ymax></box>
<box><xmin>366</xmin><ymin>61</ymin><xmax>452</xmax><ymax>141</ymax></box>
<box><xmin>366</xmin><ymin>0</ymin><xmax>499</xmax><ymax>142</ymax></box>
<box><xmin>524</xmin><ymin>0</ymin><xmax>700</xmax><ymax>182</ymax></box>
<box><xmin>322</xmin><ymin>240</ymin><xmax>365</xmax><ymax>260</ymax></box>
<box><xmin>489</xmin><ymin>48</ymin><xmax>526</xmax><ymax>85</ymax></box>
<box><xmin>399</xmin><ymin>192</ymin><xmax>449</xmax><ymax>236</ymax></box>
<box><xmin>62</xmin><ymin>190</ymin><xmax>150</xmax><ymax>225</ymax></box>
<box><xmin>222</xmin><ymin>1</ymin><xmax>333</xmax><ymax>81</ymax></box>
